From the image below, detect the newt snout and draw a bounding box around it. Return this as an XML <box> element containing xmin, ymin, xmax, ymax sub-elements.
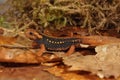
<box><xmin>25</xmin><ymin>29</ymin><xmax>43</xmax><ymax>40</ymax></box>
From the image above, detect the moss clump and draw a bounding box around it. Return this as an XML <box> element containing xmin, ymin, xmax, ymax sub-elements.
<box><xmin>2</xmin><ymin>0</ymin><xmax>120</xmax><ymax>32</ymax></box>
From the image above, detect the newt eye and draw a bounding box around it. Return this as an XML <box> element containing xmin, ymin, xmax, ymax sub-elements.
<box><xmin>25</xmin><ymin>29</ymin><xmax>37</xmax><ymax>40</ymax></box>
<box><xmin>29</xmin><ymin>32</ymin><xmax>34</xmax><ymax>35</ymax></box>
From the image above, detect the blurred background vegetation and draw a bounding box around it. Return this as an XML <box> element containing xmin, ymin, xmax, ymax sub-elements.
<box><xmin>0</xmin><ymin>0</ymin><xmax>120</xmax><ymax>33</ymax></box>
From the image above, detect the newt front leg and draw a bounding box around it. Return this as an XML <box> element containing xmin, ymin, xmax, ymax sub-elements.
<box><xmin>36</xmin><ymin>44</ymin><xmax>46</xmax><ymax>56</ymax></box>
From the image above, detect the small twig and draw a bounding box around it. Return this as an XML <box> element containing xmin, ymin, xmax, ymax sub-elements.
<box><xmin>0</xmin><ymin>45</ymin><xmax>35</xmax><ymax>49</ymax></box>
<box><xmin>82</xmin><ymin>11</ymin><xmax>89</xmax><ymax>28</ymax></box>
<box><xmin>18</xmin><ymin>20</ymin><xmax>38</xmax><ymax>31</ymax></box>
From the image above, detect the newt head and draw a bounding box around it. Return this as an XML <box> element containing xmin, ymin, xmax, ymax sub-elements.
<box><xmin>25</xmin><ymin>29</ymin><xmax>43</xmax><ymax>40</ymax></box>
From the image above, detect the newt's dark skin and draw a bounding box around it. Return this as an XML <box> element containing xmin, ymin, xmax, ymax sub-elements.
<box><xmin>25</xmin><ymin>29</ymin><xmax>81</xmax><ymax>56</ymax></box>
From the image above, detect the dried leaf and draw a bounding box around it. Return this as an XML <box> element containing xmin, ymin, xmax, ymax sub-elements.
<box><xmin>0</xmin><ymin>35</ymin><xmax>60</xmax><ymax>63</ymax></box>
<box><xmin>63</xmin><ymin>43</ymin><xmax>120</xmax><ymax>79</ymax></box>
<box><xmin>45</xmin><ymin>66</ymin><xmax>102</xmax><ymax>80</ymax></box>
<box><xmin>79</xmin><ymin>36</ymin><xmax>120</xmax><ymax>46</ymax></box>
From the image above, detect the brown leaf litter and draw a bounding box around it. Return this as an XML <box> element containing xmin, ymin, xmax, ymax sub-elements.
<box><xmin>0</xmin><ymin>35</ymin><xmax>59</xmax><ymax>63</ymax></box>
<box><xmin>45</xmin><ymin>66</ymin><xmax>109</xmax><ymax>80</ymax></box>
<box><xmin>63</xmin><ymin>43</ymin><xmax>120</xmax><ymax>79</ymax></box>
<box><xmin>0</xmin><ymin>28</ymin><xmax>120</xmax><ymax>80</ymax></box>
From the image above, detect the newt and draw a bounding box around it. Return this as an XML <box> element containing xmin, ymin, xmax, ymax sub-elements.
<box><xmin>25</xmin><ymin>29</ymin><xmax>82</xmax><ymax>56</ymax></box>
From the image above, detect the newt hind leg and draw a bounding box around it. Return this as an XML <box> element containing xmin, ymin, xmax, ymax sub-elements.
<box><xmin>65</xmin><ymin>45</ymin><xmax>75</xmax><ymax>56</ymax></box>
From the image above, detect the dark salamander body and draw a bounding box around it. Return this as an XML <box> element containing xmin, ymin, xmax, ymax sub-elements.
<box><xmin>34</xmin><ymin>33</ymin><xmax>81</xmax><ymax>51</ymax></box>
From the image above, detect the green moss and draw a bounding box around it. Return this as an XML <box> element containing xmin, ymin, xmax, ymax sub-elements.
<box><xmin>3</xmin><ymin>0</ymin><xmax>120</xmax><ymax>32</ymax></box>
